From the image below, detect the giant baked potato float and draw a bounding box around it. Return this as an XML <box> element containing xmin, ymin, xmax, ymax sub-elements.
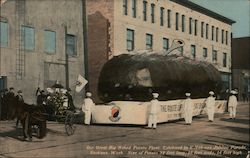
<box><xmin>98</xmin><ymin>40</ymin><xmax>222</xmax><ymax>102</ymax></box>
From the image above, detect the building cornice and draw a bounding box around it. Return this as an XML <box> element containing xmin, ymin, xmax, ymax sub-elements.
<box><xmin>170</xmin><ymin>0</ymin><xmax>236</xmax><ymax>25</ymax></box>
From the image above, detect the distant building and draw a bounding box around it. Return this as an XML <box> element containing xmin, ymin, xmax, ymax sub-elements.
<box><xmin>232</xmin><ymin>37</ymin><xmax>250</xmax><ymax>101</ymax></box>
<box><xmin>87</xmin><ymin>0</ymin><xmax>235</xmax><ymax>102</ymax></box>
<box><xmin>0</xmin><ymin>0</ymin><xmax>85</xmax><ymax>105</ymax></box>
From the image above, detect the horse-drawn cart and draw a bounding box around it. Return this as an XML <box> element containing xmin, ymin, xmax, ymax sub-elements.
<box><xmin>41</xmin><ymin>89</ymin><xmax>78</xmax><ymax>136</ymax></box>
<box><xmin>42</xmin><ymin>109</ymin><xmax>77</xmax><ymax>136</ymax></box>
<box><xmin>18</xmin><ymin>87</ymin><xmax>79</xmax><ymax>140</ymax></box>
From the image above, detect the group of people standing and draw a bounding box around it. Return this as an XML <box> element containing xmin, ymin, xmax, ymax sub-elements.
<box><xmin>0</xmin><ymin>87</ymin><xmax>24</xmax><ymax>121</ymax></box>
<box><xmin>146</xmin><ymin>90</ymin><xmax>239</xmax><ymax>129</ymax></box>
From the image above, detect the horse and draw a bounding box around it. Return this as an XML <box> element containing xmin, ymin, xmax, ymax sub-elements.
<box><xmin>6</xmin><ymin>97</ymin><xmax>47</xmax><ymax>141</ymax></box>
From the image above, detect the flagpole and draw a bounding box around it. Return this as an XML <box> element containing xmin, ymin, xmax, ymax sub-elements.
<box><xmin>73</xmin><ymin>74</ymin><xmax>78</xmax><ymax>99</ymax></box>
<box><xmin>65</xmin><ymin>26</ymin><xmax>69</xmax><ymax>89</ymax></box>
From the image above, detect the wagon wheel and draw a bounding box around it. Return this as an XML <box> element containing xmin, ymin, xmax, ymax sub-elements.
<box><xmin>65</xmin><ymin>112</ymin><xmax>76</xmax><ymax>136</ymax></box>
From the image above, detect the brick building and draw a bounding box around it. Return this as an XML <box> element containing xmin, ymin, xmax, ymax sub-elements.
<box><xmin>232</xmin><ymin>37</ymin><xmax>250</xmax><ymax>101</ymax></box>
<box><xmin>87</xmin><ymin>0</ymin><xmax>235</xmax><ymax>102</ymax></box>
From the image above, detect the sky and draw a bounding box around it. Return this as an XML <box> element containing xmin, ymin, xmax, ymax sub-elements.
<box><xmin>189</xmin><ymin>0</ymin><xmax>250</xmax><ymax>38</ymax></box>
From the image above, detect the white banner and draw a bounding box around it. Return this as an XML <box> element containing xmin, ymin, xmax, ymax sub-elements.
<box><xmin>91</xmin><ymin>99</ymin><xmax>227</xmax><ymax>125</ymax></box>
<box><xmin>75</xmin><ymin>74</ymin><xmax>88</xmax><ymax>92</ymax></box>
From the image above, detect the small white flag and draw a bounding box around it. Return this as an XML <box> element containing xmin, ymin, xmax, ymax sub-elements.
<box><xmin>75</xmin><ymin>74</ymin><xmax>88</xmax><ymax>92</ymax></box>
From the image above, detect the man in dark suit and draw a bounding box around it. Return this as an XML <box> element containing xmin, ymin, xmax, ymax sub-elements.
<box><xmin>15</xmin><ymin>90</ymin><xmax>24</xmax><ymax>128</ymax></box>
<box><xmin>37</xmin><ymin>90</ymin><xmax>47</xmax><ymax>106</ymax></box>
<box><xmin>1</xmin><ymin>89</ymin><xmax>8</xmax><ymax>120</ymax></box>
<box><xmin>6</xmin><ymin>87</ymin><xmax>16</xmax><ymax>120</ymax></box>
<box><xmin>66</xmin><ymin>88</ymin><xmax>75</xmax><ymax>111</ymax></box>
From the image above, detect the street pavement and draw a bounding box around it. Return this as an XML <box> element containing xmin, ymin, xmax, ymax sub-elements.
<box><xmin>0</xmin><ymin>102</ymin><xmax>249</xmax><ymax>158</ymax></box>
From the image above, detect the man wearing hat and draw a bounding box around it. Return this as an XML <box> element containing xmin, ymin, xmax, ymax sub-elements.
<box><xmin>1</xmin><ymin>89</ymin><xmax>8</xmax><ymax>120</ymax></box>
<box><xmin>182</xmin><ymin>93</ymin><xmax>194</xmax><ymax>125</ymax></box>
<box><xmin>16</xmin><ymin>90</ymin><xmax>24</xmax><ymax>103</ymax></box>
<box><xmin>6</xmin><ymin>87</ymin><xmax>15</xmax><ymax>99</ymax></box>
<box><xmin>37</xmin><ymin>90</ymin><xmax>47</xmax><ymax>106</ymax></box>
<box><xmin>4</xmin><ymin>87</ymin><xmax>16</xmax><ymax>120</ymax></box>
<box><xmin>66</xmin><ymin>88</ymin><xmax>75</xmax><ymax>111</ymax></box>
<box><xmin>147</xmin><ymin>93</ymin><xmax>160</xmax><ymax>129</ymax></box>
<box><xmin>228</xmin><ymin>90</ymin><xmax>238</xmax><ymax>119</ymax></box>
<box><xmin>82</xmin><ymin>92</ymin><xmax>95</xmax><ymax>125</ymax></box>
<box><xmin>205</xmin><ymin>91</ymin><xmax>216</xmax><ymax>122</ymax></box>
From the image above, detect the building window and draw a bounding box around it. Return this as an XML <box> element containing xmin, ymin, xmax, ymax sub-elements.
<box><xmin>189</xmin><ymin>18</ymin><xmax>192</xmax><ymax>34</ymax></box>
<box><xmin>203</xmin><ymin>47</ymin><xmax>208</xmax><ymax>58</ymax></box>
<box><xmin>21</xmin><ymin>26</ymin><xmax>35</xmax><ymax>51</ymax></box>
<box><xmin>146</xmin><ymin>33</ymin><xmax>153</xmax><ymax>50</ymax></box>
<box><xmin>191</xmin><ymin>45</ymin><xmax>196</xmax><ymax>59</ymax></box>
<box><xmin>221</xmin><ymin>73</ymin><xmax>230</xmax><ymax>92</ymax></box>
<box><xmin>44</xmin><ymin>30</ymin><xmax>56</xmax><ymax>54</ymax></box>
<box><xmin>132</xmin><ymin>0</ymin><xmax>136</xmax><ymax>18</ymax></box>
<box><xmin>143</xmin><ymin>1</ymin><xmax>147</xmax><ymax>21</ymax></box>
<box><xmin>163</xmin><ymin>38</ymin><xmax>169</xmax><ymax>51</ymax></box>
<box><xmin>226</xmin><ymin>31</ymin><xmax>228</xmax><ymax>45</ymax></box>
<box><xmin>206</xmin><ymin>23</ymin><xmax>209</xmax><ymax>39</ymax></box>
<box><xmin>160</xmin><ymin>7</ymin><xmax>164</xmax><ymax>26</ymax></box>
<box><xmin>0</xmin><ymin>21</ymin><xmax>8</xmax><ymax>47</ymax></box>
<box><xmin>127</xmin><ymin>29</ymin><xmax>134</xmax><ymax>51</ymax></box>
<box><xmin>66</xmin><ymin>34</ymin><xmax>77</xmax><ymax>56</ymax></box>
<box><xmin>212</xmin><ymin>50</ymin><xmax>217</xmax><ymax>62</ymax></box>
<box><xmin>175</xmin><ymin>12</ymin><xmax>179</xmax><ymax>30</ymax></box>
<box><xmin>223</xmin><ymin>53</ymin><xmax>227</xmax><ymax>67</ymax></box>
<box><xmin>181</xmin><ymin>15</ymin><xmax>185</xmax><ymax>32</ymax></box>
<box><xmin>216</xmin><ymin>27</ymin><xmax>219</xmax><ymax>42</ymax></box>
<box><xmin>178</xmin><ymin>47</ymin><xmax>183</xmax><ymax>55</ymax></box>
<box><xmin>211</xmin><ymin>26</ymin><xmax>214</xmax><ymax>41</ymax></box>
<box><xmin>167</xmin><ymin>9</ymin><xmax>171</xmax><ymax>28</ymax></box>
<box><xmin>201</xmin><ymin>22</ymin><xmax>204</xmax><ymax>38</ymax></box>
<box><xmin>151</xmin><ymin>3</ymin><xmax>155</xmax><ymax>23</ymax></box>
<box><xmin>221</xmin><ymin>29</ymin><xmax>224</xmax><ymax>44</ymax></box>
<box><xmin>123</xmin><ymin>0</ymin><xmax>128</xmax><ymax>15</ymax></box>
<box><xmin>194</xmin><ymin>19</ymin><xmax>197</xmax><ymax>36</ymax></box>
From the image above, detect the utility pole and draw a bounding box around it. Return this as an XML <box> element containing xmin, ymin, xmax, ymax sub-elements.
<box><xmin>230</xmin><ymin>32</ymin><xmax>233</xmax><ymax>90</ymax></box>
<box><xmin>65</xmin><ymin>26</ymin><xmax>69</xmax><ymax>89</ymax></box>
<box><xmin>82</xmin><ymin>0</ymin><xmax>89</xmax><ymax>91</ymax></box>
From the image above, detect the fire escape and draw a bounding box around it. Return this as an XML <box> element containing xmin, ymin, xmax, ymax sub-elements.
<box><xmin>15</xmin><ymin>0</ymin><xmax>26</xmax><ymax>80</ymax></box>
